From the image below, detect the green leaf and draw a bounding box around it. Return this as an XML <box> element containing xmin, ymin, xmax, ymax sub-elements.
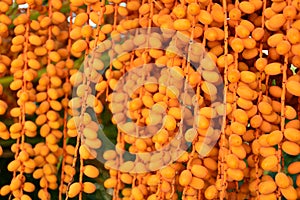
<box><xmin>60</xmin><ymin>1</ymin><xmax>70</xmax><ymax>14</ymax></box>
<box><xmin>30</xmin><ymin>10</ymin><xmax>40</xmax><ymax>20</ymax></box>
<box><xmin>96</xmin><ymin>182</ymin><xmax>112</xmax><ymax>200</ymax></box>
<box><xmin>74</xmin><ymin>55</ymin><xmax>85</xmax><ymax>70</ymax></box>
<box><xmin>6</xmin><ymin>1</ymin><xmax>18</xmax><ymax>16</ymax></box>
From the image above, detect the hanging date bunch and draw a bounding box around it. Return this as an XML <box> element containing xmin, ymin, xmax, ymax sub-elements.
<box><xmin>0</xmin><ymin>0</ymin><xmax>300</xmax><ymax>199</ymax></box>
